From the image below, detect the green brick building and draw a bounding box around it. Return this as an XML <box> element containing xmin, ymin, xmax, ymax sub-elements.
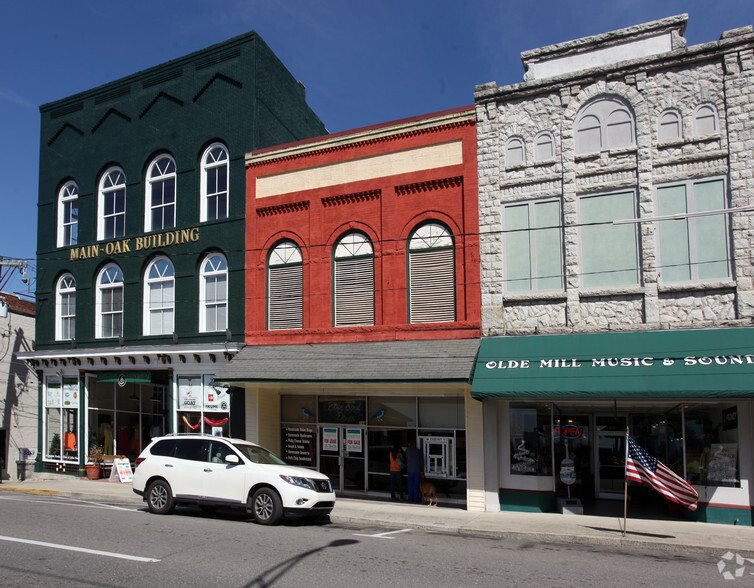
<box><xmin>21</xmin><ymin>32</ymin><xmax>326</xmax><ymax>475</ymax></box>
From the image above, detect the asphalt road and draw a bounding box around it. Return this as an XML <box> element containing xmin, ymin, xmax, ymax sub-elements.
<box><xmin>0</xmin><ymin>493</ymin><xmax>733</xmax><ymax>587</ymax></box>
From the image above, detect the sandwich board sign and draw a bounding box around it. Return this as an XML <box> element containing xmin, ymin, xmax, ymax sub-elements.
<box><xmin>109</xmin><ymin>458</ymin><xmax>134</xmax><ymax>483</ymax></box>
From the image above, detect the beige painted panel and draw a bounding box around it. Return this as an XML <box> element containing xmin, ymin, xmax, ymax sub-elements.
<box><xmin>256</xmin><ymin>140</ymin><xmax>463</xmax><ymax>198</ymax></box>
<box><xmin>465</xmin><ymin>389</ymin><xmax>486</xmax><ymax>510</ymax></box>
<box><xmin>257</xmin><ymin>389</ymin><xmax>281</xmax><ymax>454</ymax></box>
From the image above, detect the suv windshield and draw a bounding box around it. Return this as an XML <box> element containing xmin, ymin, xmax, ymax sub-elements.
<box><xmin>233</xmin><ymin>443</ymin><xmax>287</xmax><ymax>465</ymax></box>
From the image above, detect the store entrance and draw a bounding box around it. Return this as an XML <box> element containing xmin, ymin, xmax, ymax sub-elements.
<box><xmin>596</xmin><ymin>431</ymin><xmax>626</xmax><ymax>499</ymax></box>
<box><xmin>318</xmin><ymin>426</ymin><xmax>366</xmax><ymax>494</ymax></box>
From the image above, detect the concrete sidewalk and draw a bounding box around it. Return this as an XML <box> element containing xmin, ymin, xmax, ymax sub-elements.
<box><xmin>2</xmin><ymin>475</ymin><xmax>753</xmax><ymax>558</ymax></box>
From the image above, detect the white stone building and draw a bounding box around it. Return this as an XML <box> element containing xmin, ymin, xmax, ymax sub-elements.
<box><xmin>470</xmin><ymin>15</ymin><xmax>754</xmax><ymax>525</ymax></box>
<box><xmin>0</xmin><ymin>294</ymin><xmax>37</xmax><ymax>482</ymax></box>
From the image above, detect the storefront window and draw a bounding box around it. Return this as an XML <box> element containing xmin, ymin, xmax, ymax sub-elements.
<box><xmin>177</xmin><ymin>375</ymin><xmax>230</xmax><ymax>436</ymax></box>
<box><xmin>281</xmin><ymin>393</ymin><xmax>467</xmax><ymax>500</ymax></box>
<box><xmin>510</xmin><ymin>404</ymin><xmax>552</xmax><ymax>476</ymax></box>
<box><xmin>418</xmin><ymin>397</ymin><xmax>463</xmax><ymax>428</ymax></box>
<box><xmin>88</xmin><ymin>376</ymin><xmax>166</xmax><ymax>460</ymax></box>
<box><xmin>368</xmin><ymin>397</ymin><xmax>416</xmax><ymax>427</ymax></box>
<box><xmin>684</xmin><ymin>403</ymin><xmax>739</xmax><ymax>488</ymax></box>
<box><xmin>44</xmin><ymin>377</ymin><xmax>79</xmax><ymax>462</ymax></box>
<box><xmin>318</xmin><ymin>396</ymin><xmax>365</xmax><ymax>424</ymax></box>
<box><xmin>281</xmin><ymin>395</ymin><xmax>316</xmax><ymax>423</ymax></box>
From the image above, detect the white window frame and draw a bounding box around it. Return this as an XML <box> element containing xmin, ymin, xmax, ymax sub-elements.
<box><xmin>145</xmin><ymin>154</ymin><xmax>177</xmax><ymax>232</ymax></box>
<box><xmin>199</xmin><ymin>253</ymin><xmax>228</xmax><ymax>333</ymax></box>
<box><xmin>55</xmin><ymin>273</ymin><xmax>76</xmax><ymax>341</ymax></box>
<box><xmin>200</xmin><ymin>143</ymin><xmax>229</xmax><ymax>222</ymax></box>
<box><xmin>408</xmin><ymin>222</ymin><xmax>455</xmax><ymax>324</ymax></box>
<box><xmin>57</xmin><ymin>181</ymin><xmax>78</xmax><ymax>247</ymax></box>
<box><xmin>97</xmin><ymin>167</ymin><xmax>126</xmax><ymax>241</ymax></box>
<box><xmin>693</xmin><ymin>103</ymin><xmax>719</xmax><ymax>137</ymax></box>
<box><xmin>267</xmin><ymin>241</ymin><xmax>303</xmax><ymax>330</ymax></box>
<box><xmin>578</xmin><ymin>190</ymin><xmax>640</xmax><ymax>288</ymax></box>
<box><xmin>655</xmin><ymin>176</ymin><xmax>730</xmax><ymax>283</ymax></box>
<box><xmin>143</xmin><ymin>256</ymin><xmax>175</xmax><ymax>336</ymax></box>
<box><xmin>95</xmin><ymin>263</ymin><xmax>124</xmax><ymax>339</ymax></box>
<box><xmin>575</xmin><ymin>97</ymin><xmax>635</xmax><ymax>155</ymax></box>
<box><xmin>333</xmin><ymin>232</ymin><xmax>374</xmax><ymax>327</ymax></box>
<box><xmin>505</xmin><ymin>136</ymin><xmax>526</xmax><ymax>166</ymax></box>
<box><xmin>658</xmin><ymin>109</ymin><xmax>682</xmax><ymax>142</ymax></box>
<box><xmin>503</xmin><ymin>199</ymin><xmax>563</xmax><ymax>292</ymax></box>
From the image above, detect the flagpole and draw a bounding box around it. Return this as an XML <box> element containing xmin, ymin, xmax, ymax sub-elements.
<box><xmin>623</xmin><ymin>427</ymin><xmax>629</xmax><ymax>537</ymax></box>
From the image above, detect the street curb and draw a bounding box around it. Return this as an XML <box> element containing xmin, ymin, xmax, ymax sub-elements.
<box><xmin>331</xmin><ymin>514</ymin><xmax>754</xmax><ymax>558</ymax></box>
<box><xmin>0</xmin><ymin>486</ymin><xmax>60</xmax><ymax>496</ymax></box>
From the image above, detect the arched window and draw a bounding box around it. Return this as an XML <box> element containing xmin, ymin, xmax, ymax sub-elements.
<box><xmin>143</xmin><ymin>256</ymin><xmax>175</xmax><ymax>336</ymax></box>
<box><xmin>96</xmin><ymin>264</ymin><xmax>123</xmax><ymax>339</ymax></box>
<box><xmin>145</xmin><ymin>154</ymin><xmax>176</xmax><ymax>232</ymax></box>
<box><xmin>333</xmin><ymin>232</ymin><xmax>374</xmax><ymax>327</ymax></box>
<box><xmin>267</xmin><ymin>241</ymin><xmax>303</xmax><ymax>330</ymax></box>
<box><xmin>98</xmin><ymin>167</ymin><xmax>126</xmax><ymax>240</ymax></box>
<box><xmin>693</xmin><ymin>104</ymin><xmax>718</xmax><ymax>136</ymax></box>
<box><xmin>408</xmin><ymin>223</ymin><xmax>455</xmax><ymax>323</ymax></box>
<box><xmin>534</xmin><ymin>132</ymin><xmax>555</xmax><ymax>161</ymax></box>
<box><xmin>200</xmin><ymin>253</ymin><xmax>228</xmax><ymax>332</ymax></box>
<box><xmin>575</xmin><ymin>97</ymin><xmax>635</xmax><ymax>154</ymax></box>
<box><xmin>57</xmin><ymin>181</ymin><xmax>78</xmax><ymax>247</ymax></box>
<box><xmin>658</xmin><ymin>109</ymin><xmax>682</xmax><ymax>142</ymax></box>
<box><xmin>55</xmin><ymin>273</ymin><xmax>76</xmax><ymax>341</ymax></box>
<box><xmin>201</xmin><ymin>143</ymin><xmax>229</xmax><ymax>222</ymax></box>
<box><xmin>505</xmin><ymin>136</ymin><xmax>526</xmax><ymax>166</ymax></box>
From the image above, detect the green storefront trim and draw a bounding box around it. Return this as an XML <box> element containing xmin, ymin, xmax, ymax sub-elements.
<box><xmin>96</xmin><ymin>371</ymin><xmax>152</xmax><ymax>384</ymax></box>
<box><xmin>472</xmin><ymin>328</ymin><xmax>754</xmax><ymax>399</ymax></box>
<box><xmin>500</xmin><ymin>489</ymin><xmax>556</xmax><ymax>513</ymax></box>
<box><xmin>687</xmin><ymin>504</ymin><xmax>753</xmax><ymax>526</ymax></box>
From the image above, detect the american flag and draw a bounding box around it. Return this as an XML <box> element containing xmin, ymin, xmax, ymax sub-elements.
<box><xmin>626</xmin><ymin>436</ymin><xmax>698</xmax><ymax>511</ymax></box>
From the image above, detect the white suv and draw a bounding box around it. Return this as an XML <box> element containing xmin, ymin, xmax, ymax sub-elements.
<box><xmin>132</xmin><ymin>435</ymin><xmax>335</xmax><ymax>525</ymax></box>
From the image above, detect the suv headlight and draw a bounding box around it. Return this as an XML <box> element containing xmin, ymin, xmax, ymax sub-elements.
<box><xmin>279</xmin><ymin>475</ymin><xmax>316</xmax><ymax>490</ymax></box>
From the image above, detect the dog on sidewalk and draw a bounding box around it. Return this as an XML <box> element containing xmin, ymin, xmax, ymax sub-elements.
<box><xmin>419</xmin><ymin>479</ymin><xmax>437</xmax><ymax>506</ymax></box>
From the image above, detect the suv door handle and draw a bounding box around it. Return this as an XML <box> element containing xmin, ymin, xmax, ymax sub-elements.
<box><xmin>164</xmin><ymin>464</ymin><xmax>173</xmax><ymax>467</ymax></box>
<box><xmin>203</xmin><ymin>468</ymin><xmax>212</xmax><ymax>472</ymax></box>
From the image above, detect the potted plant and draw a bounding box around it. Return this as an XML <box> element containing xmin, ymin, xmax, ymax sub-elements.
<box><xmin>86</xmin><ymin>444</ymin><xmax>105</xmax><ymax>480</ymax></box>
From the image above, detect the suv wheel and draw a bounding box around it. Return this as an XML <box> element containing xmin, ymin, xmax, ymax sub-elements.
<box><xmin>147</xmin><ymin>479</ymin><xmax>175</xmax><ymax>515</ymax></box>
<box><xmin>249</xmin><ymin>488</ymin><xmax>282</xmax><ymax>525</ymax></box>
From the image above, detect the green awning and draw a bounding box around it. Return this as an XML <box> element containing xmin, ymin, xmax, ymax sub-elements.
<box><xmin>471</xmin><ymin>328</ymin><xmax>754</xmax><ymax>399</ymax></box>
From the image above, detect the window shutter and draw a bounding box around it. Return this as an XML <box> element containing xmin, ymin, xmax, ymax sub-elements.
<box><xmin>335</xmin><ymin>257</ymin><xmax>374</xmax><ymax>326</ymax></box>
<box><xmin>268</xmin><ymin>265</ymin><xmax>303</xmax><ymax>330</ymax></box>
<box><xmin>409</xmin><ymin>248</ymin><xmax>455</xmax><ymax>323</ymax></box>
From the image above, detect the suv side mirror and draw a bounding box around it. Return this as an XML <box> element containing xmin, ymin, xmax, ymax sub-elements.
<box><xmin>225</xmin><ymin>454</ymin><xmax>240</xmax><ymax>464</ymax></box>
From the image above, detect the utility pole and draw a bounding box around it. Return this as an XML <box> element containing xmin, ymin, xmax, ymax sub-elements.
<box><xmin>0</xmin><ymin>257</ymin><xmax>29</xmax><ymax>292</ymax></box>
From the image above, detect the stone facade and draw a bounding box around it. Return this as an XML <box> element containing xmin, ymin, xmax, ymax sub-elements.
<box><xmin>475</xmin><ymin>15</ymin><xmax>754</xmax><ymax>336</ymax></box>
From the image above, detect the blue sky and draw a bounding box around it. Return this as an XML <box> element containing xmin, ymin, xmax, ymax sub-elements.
<box><xmin>0</xmin><ymin>0</ymin><xmax>750</xmax><ymax>298</ymax></box>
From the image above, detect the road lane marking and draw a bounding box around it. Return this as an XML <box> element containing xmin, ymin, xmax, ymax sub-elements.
<box><xmin>353</xmin><ymin>528</ymin><xmax>412</xmax><ymax>539</ymax></box>
<box><xmin>0</xmin><ymin>535</ymin><xmax>160</xmax><ymax>562</ymax></box>
<box><xmin>0</xmin><ymin>494</ymin><xmax>135</xmax><ymax>511</ymax></box>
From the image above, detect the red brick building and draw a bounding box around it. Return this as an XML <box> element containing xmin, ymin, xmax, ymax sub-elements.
<box><xmin>216</xmin><ymin>107</ymin><xmax>484</xmax><ymax>505</ymax></box>
<box><xmin>244</xmin><ymin>105</ymin><xmax>480</xmax><ymax>344</ymax></box>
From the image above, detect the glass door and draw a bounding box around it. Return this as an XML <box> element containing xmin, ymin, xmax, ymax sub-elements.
<box><xmin>318</xmin><ymin>426</ymin><xmax>366</xmax><ymax>493</ymax></box>
<box><xmin>596</xmin><ymin>431</ymin><xmax>626</xmax><ymax>499</ymax></box>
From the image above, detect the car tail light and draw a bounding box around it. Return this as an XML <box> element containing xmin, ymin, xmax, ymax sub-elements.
<box><xmin>134</xmin><ymin>457</ymin><xmax>145</xmax><ymax>467</ymax></box>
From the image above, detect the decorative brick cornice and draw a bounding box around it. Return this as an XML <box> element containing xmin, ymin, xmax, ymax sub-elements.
<box><xmin>321</xmin><ymin>189</ymin><xmax>381</xmax><ymax>208</ymax></box>
<box><xmin>256</xmin><ymin>201</ymin><xmax>310</xmax><ymax>216</ymax></box>
<box><xmin>247</xmin><ymin>108</ymin><xmax>475</xmax><ymax>168</ymax></box>
<box><xmin>395</xmin><ymin>176</ymin><xmax>463</xmax><ymax>196</ymax></box>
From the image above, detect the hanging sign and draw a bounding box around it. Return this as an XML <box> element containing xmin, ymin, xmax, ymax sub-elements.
<box><xmin>559</xmin><ymin>458</ymin><xmax>576</xmax><ymax>485</ymax></box>
<box><xmin>322</xmin><ymin>428</ymin><xmax>338</xmax><ymax>451</ymax></box>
